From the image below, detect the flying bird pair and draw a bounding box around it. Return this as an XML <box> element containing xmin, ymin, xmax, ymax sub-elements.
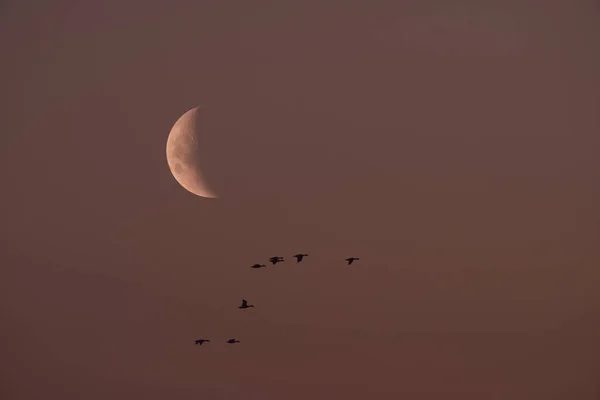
<box><xmin>273</xmin><ymin>254</ymin><xmax>308</xmax><ymax>264</ymax></box>
<box><xmin>195</xmin><ymin>339</ymin><xmax>240</xmax><ymax>345</ymax></box>
<box><xmin>252</xmin><ymin>255</ymin><xmax>359</xmax><ymax>268</ymax></box>
<box><xmin>273</xmin><ymin>255</ymin><xmax>358</xmax><ymax>265</ymax></box>
<box><xmin>250</xmin><ymin>254</ymin><xmax>308</xmax><ymax>268</ymax></box>
<box><xmin>273</xmin><ymin>254</ymin><xmax>307</xmax><ymax>263</ymax></box>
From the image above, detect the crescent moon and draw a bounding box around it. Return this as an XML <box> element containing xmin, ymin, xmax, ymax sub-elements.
<box><xmin>166</xmin><ymin>106</ymin><xmax>218</xmax><ymax>198</ymax></box>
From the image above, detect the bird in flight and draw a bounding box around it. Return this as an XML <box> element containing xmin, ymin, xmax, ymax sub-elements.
<box><xmin>227</xmin><ymin>338</ymin><xmax>241</xmax><ymax>344</ymax></box>
<box><xmin>345</xmin><ymin>257</ymin><xmax>360</xmax><ymax>265</ymax></box>
<box><xmin>194</xmin><ymin>339</ymin><xmax>210</xmax><ymax>345</ymax></box>
<box><xmin>293</xmin><ymin>254</ymin><xmax>308</xmax><ymax>263</ymax></box>
<box><xmin>239</xmin><ymin>298</ymin><xmax>255</xmax><ymax>309</ymax></box>
<box><xmin>269</xmin><ymin>256</ymin><xmax>284</xmax><ymax>265</ymax></box>
<box><xmin>250</xmin><ymin>264</ymin><xmax>267</xmax><ymax>269</ymax></box>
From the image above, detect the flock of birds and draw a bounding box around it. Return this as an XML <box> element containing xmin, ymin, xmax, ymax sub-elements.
<box><xmin>195</xmin><ymin>254</ymin><xmax>360</xmax><ymax>346</ymax></box>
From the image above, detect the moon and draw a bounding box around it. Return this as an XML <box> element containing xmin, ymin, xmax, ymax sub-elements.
<box><xmin>166</xmin><ymin>106</ymin><xmax>218</xmax><ymax>198</ymax></box>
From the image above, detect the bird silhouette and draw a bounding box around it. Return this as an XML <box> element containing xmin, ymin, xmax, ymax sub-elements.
<box><xmin>293</xmin><ymin>254</ymin><xmax>308</xmax><ymax>263</ymax></box>
<box><xmin>227</xmin><ymin>338</ymin><xmax>241</xmax><ymax>344</ymax></box>
<box><xmin>345</xmin><ymin>257</ymin><xmax>360</xmax><ymax>265</ymax></box>
<box><xmin>269</xmin><ymin>256</ymin><xmax>284</xmax><ymax>265</ymax></box>
<box><xmin>239</xmin><ymin>299</ymin><xmax>254</xmax><ymax>309</ymax></box>
<box><xmin>250</xmin><ymin>264</ymin><xmax>267</xmax><ymax>269</ymax></box>
<box><xmin>194</xmin><ymin>339</ymin><xmax>210</xmax><ymax>345</ymax></box>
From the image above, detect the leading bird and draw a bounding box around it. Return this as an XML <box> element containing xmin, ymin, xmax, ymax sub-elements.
<box><xmin>239</xmin><ymin>299</ymin><xmax>255</xmax><ymax>309</ymax></box>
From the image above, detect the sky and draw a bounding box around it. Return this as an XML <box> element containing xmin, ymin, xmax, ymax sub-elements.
<box><xmin>1</xmin><ymin>1</ymin><xmax>599</xmax><ymax>399</ymax></box>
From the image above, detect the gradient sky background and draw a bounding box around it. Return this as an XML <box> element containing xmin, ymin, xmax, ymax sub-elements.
<box><xmin>1</xmin><ymin>1</ymin><xmax>599</xmax><ymax>399</ymax></box>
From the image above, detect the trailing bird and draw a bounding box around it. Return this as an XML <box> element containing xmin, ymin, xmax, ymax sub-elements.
<box><xmin>239</xmin><ymin>299</ymin><xmax>254</xmax><ymax>309</ymax></box>
<box><xmin>345</xmin><ymin>257</ymin><xmax>360</xmax><ymax>265</ymax></box>
<box><xmin>227</xmin><ymin>338</ymin><xmax>241</xmax><ymax>344</ymax></box>
<box><xmin>269</xmin><ymin>256</ymin><xmax>284</xmax><ymax>265</ymax></box>
<box><xmin>250</xmin><ymin>264</ymin><xmax>267</xmax><ymax>269</ymax></box>
<box><xmin>293</xmin><ymin>254</ymin><xmax>308</xmax><ymax>263</ymax></box>
<box><xmin>194</xmin><ymin>339</ymin><xmax>210</xmax><ymax>345</ymax></box>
